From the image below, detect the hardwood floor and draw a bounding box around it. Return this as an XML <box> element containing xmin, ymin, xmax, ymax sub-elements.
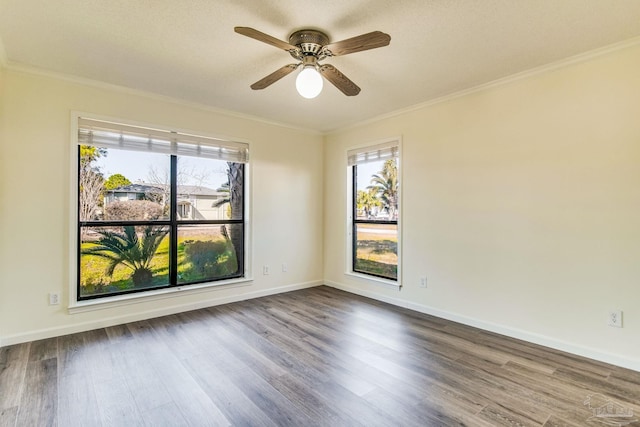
<box><xmin>1</xmin><ymin>286</ymin><xmax>638</xmax><ymax>426</ymax></box>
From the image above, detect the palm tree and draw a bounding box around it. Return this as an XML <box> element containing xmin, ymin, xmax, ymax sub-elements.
<box><xmin>356</xmin><ymin>188</ymin><xmax>381</xmax><ymax>218</ymax></box>
<box><xmin>227</xmin><ymin>163</ymin><xmax>244</xmax><ymax>275</ymax></box>
<box><xmin>367</xmin><ymin>159</ymin><xmax>398</xmax><ymax>219</ymax></box>
<box><xmin>81</xmin><ymin>225</ymin><xmax>169</xmax><ymax>287</ymax></box>
<box><xmin>212</xmin><ymin>163</ymin><xmax>244</xmax><ymax>275</ymax></box>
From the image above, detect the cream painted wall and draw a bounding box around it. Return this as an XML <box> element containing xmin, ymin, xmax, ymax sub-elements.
<box><xmin>0</xmin><ymin>69</ymin><xmax>323</xmax><ymax>344</ymax></box>
<box><xmin>324</xmin><ymin>44</ymin><xmax>640</xmax><ymax>370</ymax></box>
<box><xmin>0</xmin><ymin>65</ymin><xmax>7</xmax><ymax>338</ymax></box>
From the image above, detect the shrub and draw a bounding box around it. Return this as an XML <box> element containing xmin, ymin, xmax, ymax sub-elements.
<box><xmin>184</xmin><ymin>240</ymin><xmax>230</xmax><ymax>277</ymax></box>
<box><xmin>104</xmin><ymin>200</ymin><xmax>163</xmax><ymax>221</ymax></box>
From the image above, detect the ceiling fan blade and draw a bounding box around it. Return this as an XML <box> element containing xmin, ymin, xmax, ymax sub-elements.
<box><xmin>322</xmin><ymin>31</ymin><xmax>391</xmax><ymax>56</ymax></box>
<box><xmin>250</xmin><ymin>64</ymin><xmax>299</xmax><ymax>90</ymax></box>
<box><xmin>319</xmin><ymin>64</ymin><xmax>361</xmax><ymax>96</ymax></box>
<box><xmin>234</xmin><ymin>27</ymin><xmax>300</xmax><ymax>53</ymax></box>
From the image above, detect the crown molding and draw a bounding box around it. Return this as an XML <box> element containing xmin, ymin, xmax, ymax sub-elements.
<box><xmin>326</xmin><ymin>35</ymin><xmax>640</xmax><ymax>135</ymax></box>
<box><xmin>5</xmin><ymin>61</ymin><xmax>322</xmax><ymax>136</ymax></box>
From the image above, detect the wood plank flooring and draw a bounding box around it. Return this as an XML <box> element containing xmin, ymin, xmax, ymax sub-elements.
<box><xmin>1</xmin><ymin>286</ymin><xmax>639</xmax><ymax>426</ymax></box>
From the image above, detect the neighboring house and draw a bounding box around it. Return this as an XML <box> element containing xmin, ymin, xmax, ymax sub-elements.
<box><xmin>104</xmin><ymin>182</ymin><xmax>229</xmax><ymax>220</ymax></box>
<box><xmin>176</xmin><ymin>184</ymin><xmax>229</xmax><ymax>220</ymax></box>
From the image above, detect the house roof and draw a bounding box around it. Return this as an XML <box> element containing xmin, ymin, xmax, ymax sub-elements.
<box><xmin>176</xmin><ymin>185</ymin><xmax>223</xmax><ymax>197</ymax></box>
<box><xmin>108</xmin><ymin>183</ymin><xmax>225</xmax><ymax>197</ymax></box>
<box><xmin>1</xmin><ymin>1</ymin><xmax>640</xmax><ymax>132</ymax></box>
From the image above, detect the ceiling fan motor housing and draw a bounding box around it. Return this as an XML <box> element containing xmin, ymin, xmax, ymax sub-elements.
<box><xmin>289</xmin><ymin>29</ymin><xmax>329</xmax><ymax>58</ymax></box>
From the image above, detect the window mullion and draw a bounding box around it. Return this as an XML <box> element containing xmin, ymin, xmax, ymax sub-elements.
<box><xmin>352</xmin><ymin>165</ymin><xmax>358</xmax><ymax>274</ymax></box>
<box><xmin>169</xmin><ymin>155</ymin><xmax>178</xmax><ymax>286</ymax></box>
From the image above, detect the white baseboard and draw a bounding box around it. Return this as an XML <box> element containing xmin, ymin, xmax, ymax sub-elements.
<box><xmin>0</xmin><ymin>280</ymin><xmax>322</xmax><ymax>347</ymax></box>
<box><xmin>324</xmin><ymin>280</ymin><xmax>640</xmax><ymax>373</ymax></box>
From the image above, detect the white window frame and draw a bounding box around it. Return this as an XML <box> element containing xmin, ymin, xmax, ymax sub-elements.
<box><xmin>68</xmin><ymin>112</ymin><xmax>253</xmax><ymax>313</ymax></box>
<box><xmin>346</xmin><ymin>137</ymin><xmax>402</xmax><ymax>288</ymax></box>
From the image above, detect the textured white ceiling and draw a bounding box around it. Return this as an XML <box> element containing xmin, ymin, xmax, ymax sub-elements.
<box><xmin>2</xmin><ymin>0</ymin><xmax>640</xmax><ymax>132</ymax></box>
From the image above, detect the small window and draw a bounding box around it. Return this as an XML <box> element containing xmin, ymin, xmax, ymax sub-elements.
<box><xmin>77</xmin><ymin>117</ymin><xmax>249</xmax><ymax>301</ymax></box>
<box><xmin>348</xmin><ymin>141</ymin><xmax>400</xmax><ymax>281</ymax></box>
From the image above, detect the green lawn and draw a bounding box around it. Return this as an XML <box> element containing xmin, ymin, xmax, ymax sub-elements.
<box><xmin>355</xmin><ymin>223</ymin><xmax>398</xmax><ymax>279</ymax></box>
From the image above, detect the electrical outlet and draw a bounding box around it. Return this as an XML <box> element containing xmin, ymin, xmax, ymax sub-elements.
<box><xmin>282</xmin><ymin>263</ymin><xmax>288</xmax><ymax>272</ymax></box>
<box><xmin>49</xmin><ymin>292</ymin><xmax>60</xmax><ymax>305</ymax></box>
<box><xmin>263</xmin><ymin>265</ymin><xmax>269</xmax><ymax>275</ymax></box>
<box><xmin>608</xmin><ymin>310</ymin><xmax>623</xmax><ymax>328</ymax></box>
<box><xmin>419</xmin><ymin>277</ymin><xmax>427</xmax><ymax>288</ymax></box>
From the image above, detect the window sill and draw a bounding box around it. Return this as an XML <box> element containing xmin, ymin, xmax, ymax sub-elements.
<box><xmin>68</xmin><ymin>276</ymin><xmax>254</xmax><ymax>314</ymax></box>
<box><xmin>345</xmin><ymin>271</ymin><xmax>401</xmax><ymax>289</ymax></box>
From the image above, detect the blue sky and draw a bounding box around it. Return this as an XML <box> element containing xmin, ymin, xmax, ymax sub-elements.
<box><xmin>95</xmin><ymin>149</ymin><xmax>228</xmax><ymax>189</ymax></box>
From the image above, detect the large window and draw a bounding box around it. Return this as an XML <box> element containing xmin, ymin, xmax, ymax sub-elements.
<box><xmin>77</xmin><ymin>117</ymin><xmax>248</xmax><ymax>300</ymax></box>
<box><xmin>348</xmin><ymin>141</ymin><xmax>400</xmax><ymax>281</ymax></box>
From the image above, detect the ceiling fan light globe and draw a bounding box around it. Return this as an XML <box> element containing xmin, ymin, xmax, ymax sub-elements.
<box><xmin>296</xmin><ymin>66</ymin><xmax>323</xmax><ymax>99</ymax></box>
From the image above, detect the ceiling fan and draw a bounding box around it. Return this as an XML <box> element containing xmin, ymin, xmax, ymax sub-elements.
<box><xmin>234</xmin><ymin>27</ymin><xmax>391</xmax><ymax>98</ymax></box>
